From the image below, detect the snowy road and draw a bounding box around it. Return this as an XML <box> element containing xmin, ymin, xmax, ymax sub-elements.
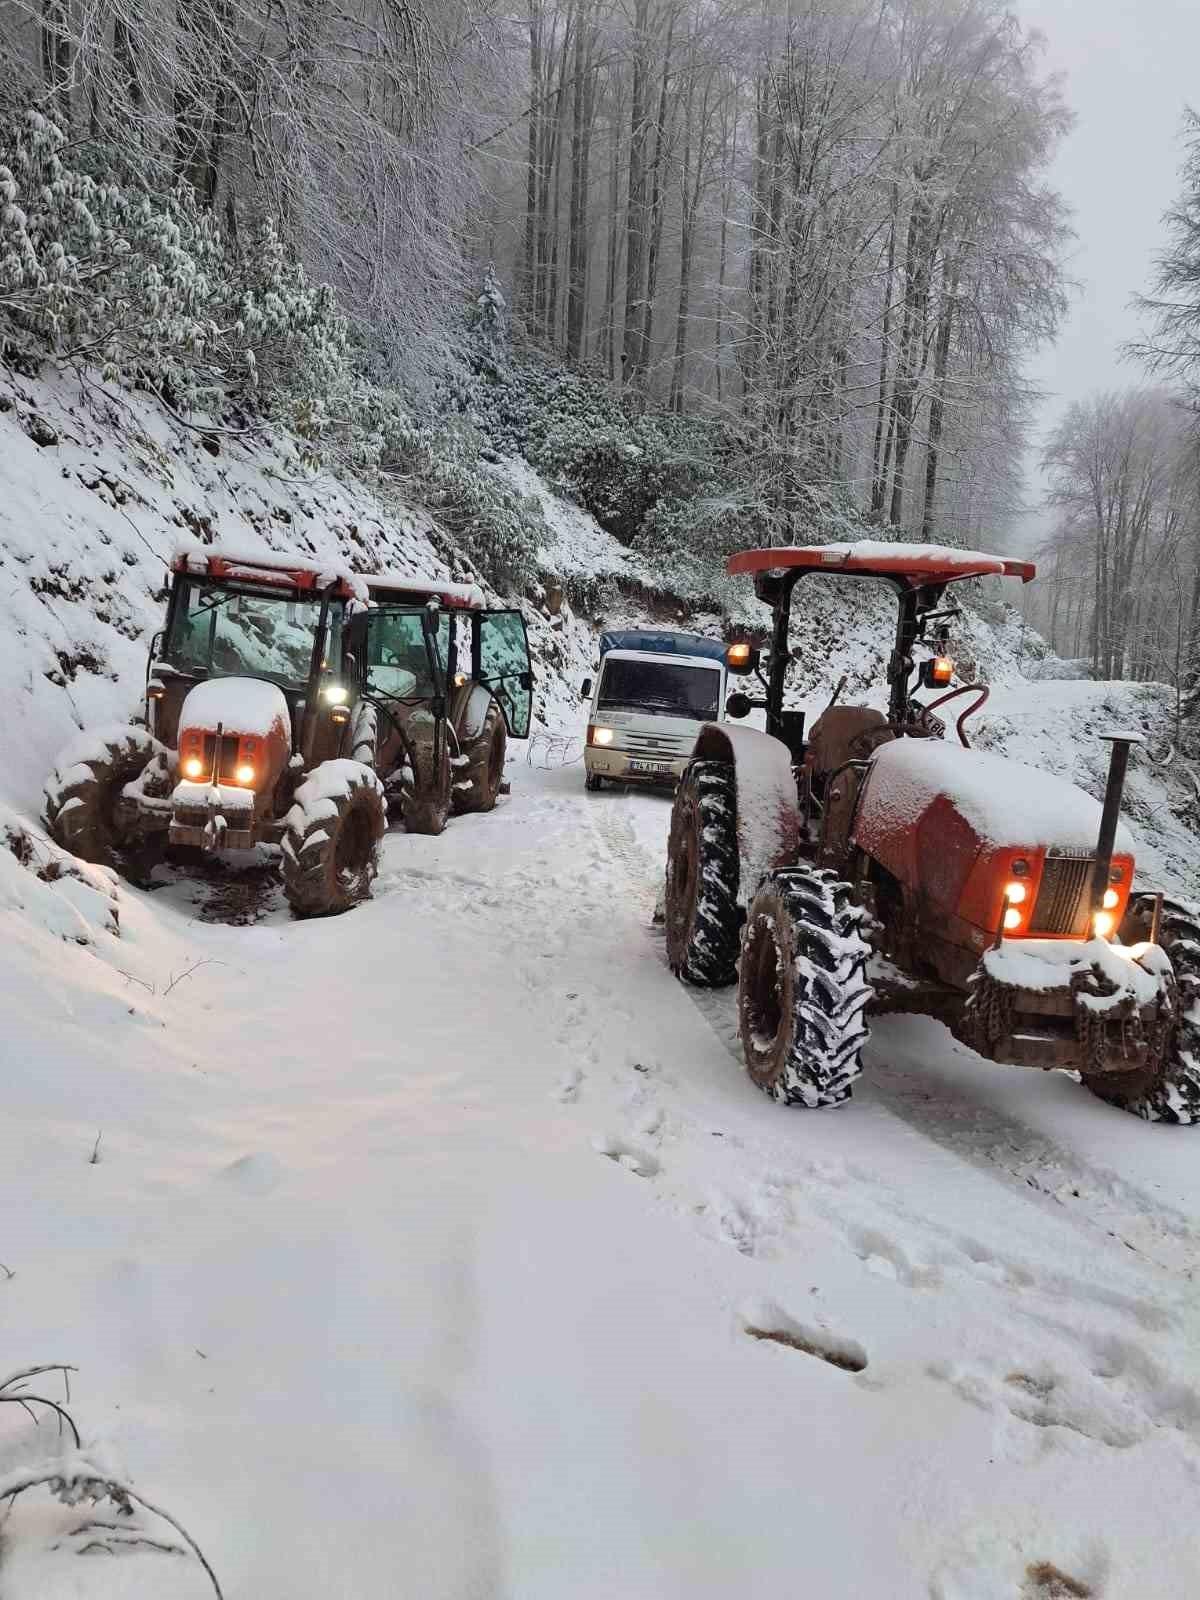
<box><xmin>3</xmin><ymin>760</ymin><xmax>1200</xmax><ymax>1598</ymax></box>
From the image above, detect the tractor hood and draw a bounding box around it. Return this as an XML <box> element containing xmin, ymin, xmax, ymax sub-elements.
<box><xmin>857</xmin><ymin>739</ymin><xmax>1133</xmax><ymax>857</ymax></box>
<box><xmin>178</xmin><ymin>677</ymin><xmax>292</xmax><ymax>747</ymax></box>
<box><xmin>855</xmin><ymin>739</ymin><xmax>1138</xmax><ymax>940</ymax></box>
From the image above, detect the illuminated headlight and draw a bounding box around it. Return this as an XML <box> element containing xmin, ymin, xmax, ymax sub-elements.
<box><xmin>234</xmin><ymin>763</ymin><xmax>256</xmax><ymax>786</ymax></box>
<box><xmin>183</xmin><ymin>757</ymin><xmax>204</xmax><ymax>779</ymax></box>
<box><xmin>1093</xmin><ymin>910</ymin><xmax>1116</xmax><ymax>939</ymax></box>
<box><xmin>321</xmin><ymin>683</ymin><xmax>349</xmax><ymax>706</ymax></box>
<box><xmin>1004</xmin><ymin>881</ymin><xmax>1027</xmax><ymax>906</ymax></box>
<box><xmin>591</xmin><ymin>726</ymin><xmax>614</xmax><ymax>747</ymax></box>
<box><xmin>1102</xmin><ymin>888</ymin><xmax>1120</xmax><ymax>910</ymax></box>
<box><xmin>1003</xmin><ymin>906</ymin><xmax>1023</xmax><ymax>931</ymax></box>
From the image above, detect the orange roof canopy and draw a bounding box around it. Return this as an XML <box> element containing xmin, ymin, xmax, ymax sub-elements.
<box><xmin>727</xmin><ymin>542</ymin><xmax>1036</xmax><ymax>589</ymax></box>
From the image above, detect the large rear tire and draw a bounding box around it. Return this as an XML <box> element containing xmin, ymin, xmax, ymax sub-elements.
<box><xmin>281</xmin><ymin>760</ymin><xmax>386</xmax><ymax>918</ymax></box>
<box><xmin>738</xmin><ymin>868</ymin><xmax>873</xmax><ymax>1108</ymax></box>
<box><xmin>44</xmin><ymin>726</ymin><xmax>159</xmax><ymax>866</ymax></box>
<box><xmin>664</xmin><ymin>758</ymin><xmax>740</xmax><ymax>986</ymax></box>
<box><xmin>451</xmin><ymin>700</ymin><xmax>506</xmax><ymax>815</ymax></box>
<box><xmin>1082</xmin><ymin>895</ymin><xmax>1200</xmax><ymax>1123</ymax></box>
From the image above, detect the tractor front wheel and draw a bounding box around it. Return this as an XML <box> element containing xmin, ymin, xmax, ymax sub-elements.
<box><xmin>1082</xmin><ymin>896</ymin><xmax>1200</xmax><ymax>1123</ymax></box>
<box><xmin>452</xmin><ymin>700</ymin><xmax>506</xmax><ymax>815</ymax></box>
<box><xmin>664</xmin><ymin>758</ymin><xmax>739</xmax><ymax>986</ymax></box>
<box><xmin>738</xmin><ymin>868</ymin><xmax>873</xmax><ymax>1108</ymax></box>
<box><xmin>44</xmin><ymin>726</ymin><xmax>160</xmax><ymax>867</ymax></box>
<box><xmin>281</xmin><ymin>760</ymin><xmax>386</xmax><ymax>918</ymax></box>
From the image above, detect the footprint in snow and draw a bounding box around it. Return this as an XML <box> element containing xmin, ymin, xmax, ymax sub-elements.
<box><xmin>739</xmin><ymin>1296</ymin><xmax>867</xmax><ymax>1373</ymax></box>
<box><xmin>221</xmin><ymin>1152</ymin><xmax>283</xmax><ymax>1194</ymax></box>
<box><xmin>555</xmin><ymin>1068</ymin><xmax>583</xmax><ymax>1104</ymax></box>
<box><xmin>592</xmin><ymin>1133</ymin><xmax>660</xmax><ymax>1178</ymax></box>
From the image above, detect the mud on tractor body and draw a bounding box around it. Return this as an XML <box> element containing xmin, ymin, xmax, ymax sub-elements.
<box><xmin>663</xmin><ymin>542</ymin><xmax>1200</xmax><ymax>1124</ymax></box>
<box><xmin>44</xmin><ymin>549</ymin><xmax>533</xmax><ymax>917</ymax></box>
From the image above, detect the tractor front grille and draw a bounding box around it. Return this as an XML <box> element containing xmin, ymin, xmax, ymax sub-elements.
<box><xmin>201</xmin><ymin>733</ymin><xmax>241</xmax><ymax>783</ymax></box>
<box><xmin>1030</xmin><ymin>851</ymin><xmax>1093</xmax><ymax>936</ymax></box>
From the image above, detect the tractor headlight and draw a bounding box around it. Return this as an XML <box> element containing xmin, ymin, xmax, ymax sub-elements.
<box><xmin>1004</xmin><ymin>881</ymin><xmax>1028</xmax><ymax>905</ymax></box>
<box><xmin>1093</xmin><ymin>910</ymin><xmax>1116</xmax><ymax>939</ymax></box>
<box><xmin>234</xmin><ymin>763</ymin><xmax>256</xmax><ymax>786</ymax></box>
<box><xmin>1003</xmin><ymin>906</ymin><xmax>1023</xmax><ymax>931</ymax></box>
<box><xmin>322</xmin><ymin>683</ymin><xmax>349</xmax><ymax>706</ymax></box>
<box><xmin>1102</xmin><ymin>888</ymin><xmax>1120</xmax><ymax>910</ymax></box>
<box><xmin>183</xmin><ymin>757</ymin><xmax>204</xmax><ymax>779</ymax></box>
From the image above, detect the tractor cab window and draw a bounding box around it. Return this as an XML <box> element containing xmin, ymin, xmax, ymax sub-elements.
<box><xmin>364</xmin><ymin>608</ymin><xmax>447</xmax><ymax>700</ymax></box>
<box><xmin>478</xmin><ymin>611</ymin><xmax>533</xmax><ymax>738</ymax></box>
<box><xmin>166</xmin><ymin>579</ymin><xmax>338</xmax><ymax>688</ymax></box>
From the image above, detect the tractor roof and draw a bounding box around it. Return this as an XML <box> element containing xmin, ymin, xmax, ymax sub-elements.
<box><xmin>363</xmin><ymin>572</ymin><xmax>485</xmax><ymax>610</ymax></box>
<box><xmin>727</xmin><ymin>541</ymin><xmax>1035</xmax><ymax>589</ymax></box>
<box><xmin>173</xmin><ymin>545</ymin><xmax>368</xmax><ymax>601</ymax></box>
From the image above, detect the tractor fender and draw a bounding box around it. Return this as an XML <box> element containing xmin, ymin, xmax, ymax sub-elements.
<box><xmin>692</xmin><ymin>723</ymin><xmax>801</xmax><ymax>905</ymax></box>
<box><xmin>459</xmin><ymin>683</ymin><xmax>496</xmax><ymax>743</ymax></box>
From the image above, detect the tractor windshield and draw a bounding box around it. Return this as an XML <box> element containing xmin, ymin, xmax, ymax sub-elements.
<box><xmin>166</xmin><ymin>579</ymin><xmax>340</xmax><ymax>689</ymax></box>
<box><xmin>598</xmin><ymin>657</ymin><xmax>721</xmax><ymax>719</ymax></box>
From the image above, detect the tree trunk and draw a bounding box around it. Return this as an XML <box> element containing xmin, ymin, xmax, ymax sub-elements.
<box><xmin>565</xmin><ymin>4</ymin><xmax>595</xmax><ymax>364</ymax></box>
<box><xmin>919</xmin><ymin>256</ymin><xmax>959</xmax><ymax>540</ymax></box>
<box><xmin>621</xmin><ymin>0</ymin><xmax>652</xmax><ymax>386</ymax></box>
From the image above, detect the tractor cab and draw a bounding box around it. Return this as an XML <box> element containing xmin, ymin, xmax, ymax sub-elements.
<box><xmin>150</xmin><ymin>548</ymin><xmax>363</xmax><ymax>767</ymax></box>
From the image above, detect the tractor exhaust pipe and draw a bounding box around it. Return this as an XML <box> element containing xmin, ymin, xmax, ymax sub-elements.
<box><xmin>1091</xmin><ymin>732</ymin><xmax>1143</xmax><ymax>916</ymax></box>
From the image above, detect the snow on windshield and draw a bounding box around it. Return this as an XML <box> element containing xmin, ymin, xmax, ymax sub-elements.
<box><xmin>598</xmin><ymin>657</ymin><xmax>720</xmax><ymax>719</ymax></box>
<box><xmin>166</xmin><ymin>580</ymin><xmax>337</xmax><ymax>688</ymax></box>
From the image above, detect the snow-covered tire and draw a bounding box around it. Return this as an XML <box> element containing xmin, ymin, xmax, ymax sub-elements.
<box><xmin>1083</xmin><ymin>894</ymin><xmax>1200</xmax><ymax>1123</ymax></box>
<box><xmin>664</xmin><ymin>758</ymin><xmax>740</xmax><ymax>986</ymax></box>
<box><xmin>281</xmin><ymin>759</ymin><xmax>386</xmax><ymax>919</ymax></box>
<box><xmin>738</xmin><ymin>867</ymin><xmax>873</xmax><ymax>1108</ymax></box>
<box><xmin>451</xmin><ymin>699</ymin><xmax>506</xmax><ymax>815</ymax></box>
<box><xmin>349</xmin><ymin>700</ymin><xmax>378</xmax><ymax>768</ymax></box>
<box><xmin>43</xmin><ymin>725</ymin><xmax>159</xmax><ymax>867</ymax></box>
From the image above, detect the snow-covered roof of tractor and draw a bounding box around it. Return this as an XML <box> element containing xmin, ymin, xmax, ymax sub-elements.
<box><xmin>728</xmin><ymin>542</ymin><xmax>1036</xmax><ymax>588</ymax></box>
<box><xmin>363</xmin><ymin>572</ymin><xmax>485</xmax><ymax>610</ymax></box>
<box><xmin>173</xmin><ymin>544</ymin><xmax>369</xmax><ymax>601</ymax></box>
<box><xmin>862</xmin><ymin>738</ymin><xmax>1133</xmax><ymax>853</ymax></box>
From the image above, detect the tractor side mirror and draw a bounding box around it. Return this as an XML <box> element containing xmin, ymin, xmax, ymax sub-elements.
<box><xmin>580</xmin><ymin>677</ymin><xmax>593</xmax><ymax>699</ymax></box>
<box><xmin>726</xmin><ymin>642</ymin><xmax>759</xmax><ymax>676</ymax></box>
<box><xmin>725</xmin><ymin>691</ymin><xmax>752</xmax><ymax>719</ymax></box>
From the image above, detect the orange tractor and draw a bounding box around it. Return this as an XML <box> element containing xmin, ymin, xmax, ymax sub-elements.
<box><xmin>43</xmin><ymin>548</ymin><xmax>533</xmax><ymax>916</ymax></box>
<box><xmin>663</xmin><ymin>542</ymin><xmax>1200</xmax><ymax>1123</ymax></box>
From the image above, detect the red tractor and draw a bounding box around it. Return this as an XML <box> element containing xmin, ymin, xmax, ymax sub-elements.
<box><xmin>663</xmin><ymin>542</ymin><xmax>1200</xmax><ymax>1124</ymax></box>
<box><xmin>43</xmin><ymin>548</ymin><xmax>533</xmax><ymax>917</ymax></box>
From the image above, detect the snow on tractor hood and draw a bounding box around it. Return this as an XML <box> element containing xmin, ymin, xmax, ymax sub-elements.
<box><xmin>859</xmin><ymin>738</ymin><xmax>1134</xmax><ymax>854</ymax></box>
<box><xmin>179</xmin><ymin>677</ymin><xmax>292</xmax><ymax>747</ymax></box>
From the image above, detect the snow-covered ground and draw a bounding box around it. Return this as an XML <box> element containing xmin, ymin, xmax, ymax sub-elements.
<box><xmin>3</xmin><ymin>757</ymin><xmax>1200</xmax><ymax>1599</ymax></box>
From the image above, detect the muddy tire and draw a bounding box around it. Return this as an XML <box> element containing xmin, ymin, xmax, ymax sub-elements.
<box><xmin>1082</xmin><ymin>894</ymin><xmax>1200</xmax><ymax>1123</ymax></box>
<box><xmin>585</xmin><ymin>772</ymin><xmax>603</xmax><ymax>792</ymax></box>
<box><xmin>44</xmin><ymin>726</ymin><xmax>158</xmax><ymax>867</ymax></box>
<box><xmin>402</xmin><ymin>737</ymin><xmax>451</xmax><ymax>836</ymax></box>
<box><xmin>665</xmin><ymin>758</ymin><xmax>740</xmax><ymax>987</ymax></box>
<box><xmin>738</xmin><ymin>867</ymin><xmax>873</xmax><ymax>1108</ymax></box>
<box><xmin>281</xmin><ymin>760</ymin><xmax>386</xmax><ymax>919</ymax></box>
<box><xmin>451</xmin><ymin>700</ymin><xmax>506</xmax><ymax>816</ymax></box>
